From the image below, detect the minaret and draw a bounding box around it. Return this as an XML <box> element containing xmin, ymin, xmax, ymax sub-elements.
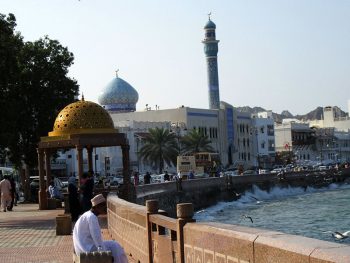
<box><xmin>202</xmin><ymin>14</ymin><xmax>220</xmax><ymax>109</ymax></box>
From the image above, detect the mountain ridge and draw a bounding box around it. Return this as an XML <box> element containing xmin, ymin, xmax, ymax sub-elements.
<box><xmin>235</xmin><ymin>106</ymin><xmax>348</xmax><ymax>123</ymax></box>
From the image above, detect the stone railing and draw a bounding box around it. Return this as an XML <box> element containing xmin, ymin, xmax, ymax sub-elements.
<box><xmin>107</xmin><ymin>195</ymin><xmax>350</xmax><ymax>263</ymax></box>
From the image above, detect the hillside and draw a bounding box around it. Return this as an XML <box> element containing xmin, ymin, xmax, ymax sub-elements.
<box><xmin>235</xmin><ymin>106</ymin><xmax>348</xmax><ymax>122</ymax></box>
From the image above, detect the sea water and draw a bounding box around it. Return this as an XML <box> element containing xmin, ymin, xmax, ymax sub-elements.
<box><xmin>194</xmin><ymin>183</ymin><xmax>350</xmax><ymax>244</ymax></box>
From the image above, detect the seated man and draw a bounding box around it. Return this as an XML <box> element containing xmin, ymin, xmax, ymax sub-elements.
<box><xmin>73</xmin><ymin>194</ymin><xmax>128</xmax><ymax>263</ymax></box>
<box><xmin>48</xmin><ymin>181</ymin><xmax>63</xmax><ymax>200</ymax></box>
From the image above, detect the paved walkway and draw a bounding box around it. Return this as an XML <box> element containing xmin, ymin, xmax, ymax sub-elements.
<box><xmin>0</xmin><ymin>203</ymin><xmax>133</xmax><ymax>263</ymax></box>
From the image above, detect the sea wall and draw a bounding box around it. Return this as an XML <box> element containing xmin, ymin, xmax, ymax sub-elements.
<box><xmin>107</xmin><ymin>195</ymin><xmax>350</xmax><ymax>263</ymax></box>
<box><xmin>135</xmin><ymin>169</ymin><xmax>350</xmax><ymax>217</ymax></box>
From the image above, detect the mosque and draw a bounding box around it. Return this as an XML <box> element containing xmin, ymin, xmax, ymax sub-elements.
<box><xmin>57</xmin><ymin>18</ymin><xmax>271</xmax><ymax>177</ymax></box>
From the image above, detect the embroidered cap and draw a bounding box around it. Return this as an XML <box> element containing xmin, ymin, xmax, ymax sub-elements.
<box><xmin>91</xmin><ymin>194</ymin><xmax>106</xmax><ymax>207</ymax></box>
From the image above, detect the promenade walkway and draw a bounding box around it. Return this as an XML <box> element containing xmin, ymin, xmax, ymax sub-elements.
<box><xmin>0</xmin><ymin>203</ymin><xmax>133</xmax><ymax>263</ymax></box>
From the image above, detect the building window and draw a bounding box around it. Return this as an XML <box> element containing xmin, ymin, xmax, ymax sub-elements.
<box><xmin>267</xmin><ymin>125</ymin><xmax>274</xmax><ymax>136</ymax></box>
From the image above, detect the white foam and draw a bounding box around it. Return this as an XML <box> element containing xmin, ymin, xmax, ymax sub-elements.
<box><xmin>194</xmin><ymin>183</ymin><xmax>350</xmax><ymax>221</ymax></box>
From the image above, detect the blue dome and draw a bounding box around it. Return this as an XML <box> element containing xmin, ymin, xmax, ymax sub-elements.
<box><xmin>204</xmin><ymin>19</ymin><xmax>216</xmax><ymax>29</ymax></box>
<box><xmin>98</xmin><ymin>76</ymin><xmax>139</xmax><ymax>112</ymax></box>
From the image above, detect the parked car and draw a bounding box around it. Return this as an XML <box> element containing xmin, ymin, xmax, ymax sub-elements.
<box><xmin>258</xmin><ymin>169</ymin><xmax>270</xmax><ymax>174</ymax></box>
<box><xmin>271</xmin><ymin>168</ymin><xmax>283</xmax><ymax>174</ymax></box>
<box><xmin>224</xmin><ymin>170</ymin><xmax>239</xmax><ymax>176</ymax></box>
<box><xmin>242</xmin><ymin>170</ymin><xmax>257</xmax><ymax>175</ymax></box>
<box><xmin>195</xmin><ymin>173</ymin><xmax>210</xmax><ymax>179</ymax></box>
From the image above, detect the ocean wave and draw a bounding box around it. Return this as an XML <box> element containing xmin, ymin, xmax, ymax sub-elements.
<box><xmin>194</xmin><ymin>183</ymin><xmax>350</xmax><ymax>221</ymax></box>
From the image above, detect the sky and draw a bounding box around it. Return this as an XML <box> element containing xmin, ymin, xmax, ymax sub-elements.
<box><xmin>2</xmin><ymin>0</ymin><xmax>350</xmax><ymax>115</ymax></box>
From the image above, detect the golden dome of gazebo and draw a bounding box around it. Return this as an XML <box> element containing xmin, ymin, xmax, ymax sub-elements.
<box><xmin>48</xmin><ymin>98</ymin><xmax>117</xmax><ymax>137</ymax></box>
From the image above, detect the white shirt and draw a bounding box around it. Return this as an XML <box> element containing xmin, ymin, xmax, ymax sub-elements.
<box><xmin>73</xmin><ymin>210</ymin><xmax>104</xmax><ymax>254</ymax></box>
<box><xmin>0</xmin><ymin>179</ymin><xmax>11</xmax><ymax>195</ymax></box>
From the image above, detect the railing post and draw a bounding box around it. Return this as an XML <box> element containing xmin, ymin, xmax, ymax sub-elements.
<box><xmin>176</xmin><ymin>203</ymin><xmax>195</xmax><ymax>263</ymax></box>
<box><xmin>146</xmin><ymin>200</ymin><xmax>159</xmax><ymax>263</ymax></box>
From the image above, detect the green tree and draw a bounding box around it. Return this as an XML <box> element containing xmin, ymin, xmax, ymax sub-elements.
<box><xmin>139</xmin><ymin>127</ymin><xmax>178</xmax><ymax>173</ymax></box>
<box><xmin>180</xmin><ymin>129</ymin><xmax>214</xmax><ymax>155</ymax></box>
<box><xmin>0</xmin><ymin>13</ymin><xmax>79</xmax><ymax>169</ymax></box>
<box><xmin>0</xmin><ymin>13</ymin><xmax>23</xmax><ymax>165</ymax></box>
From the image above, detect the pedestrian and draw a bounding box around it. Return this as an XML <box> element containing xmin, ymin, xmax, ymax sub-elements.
<box><xmin>164</xmin><ymin>171</ymin><xmax>170</xmax><ymax>182</ymax></box>
<box><xmin>0</xmin><ymin>175</ymin><xmax>12</xmax><ymax>212</ymax></box>
<box><xmin>80</xmin><ymin>173</ymin><xmax>94</xmax><ymax>213</ymax></box>
<box><xmin>73</xmin><ymin>194</ymin><xmax>128</xmax><ymax>263</ymax></box>
<box><xmin>177</xmin><ymin>170</ymin><xmax>183</xmax><ymax>191</ymax></box>
<box><xmin>188</xmin><ymin>170</ymin><xmax>194</xmax><ymax>180</ymax></box>
<box><xmin>144</xmin><ymin>172</ymin><xmax>151</xmax><ymax>184</ymax></box>
<box><xmin>133</xmin><ymin>171</ymin><xmax>139</xmax><ymax>186</ymax></box>
<box><xmin>7</xmin><ymin>176</ymin><xmax>16</xmax><ymax>211</ymax></box>
<box><xmin>68</xmin><ymin>176</ymin><xmax>80</xmax><ymax>221</ymax></box>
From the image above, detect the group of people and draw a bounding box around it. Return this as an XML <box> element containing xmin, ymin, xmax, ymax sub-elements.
<box><xmin>65</xmin><ymin>172</ymin><xmax>94</xmax><ymax>222</ymax></box>
<box><xmin>0</xmin><ymin>175</ymin><xmax>18</xmax><ymax>212</ymax></box>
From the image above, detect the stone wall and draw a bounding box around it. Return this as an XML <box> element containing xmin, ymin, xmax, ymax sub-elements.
<box><xmin>135</xmin><ymin>169</ymin><xmax>350</xmax><ymax>217</ymax></box>
<box><xmin>107</xmin><ymin>195</ymin><xmax>350</xmax><ymax>263</ymax></box>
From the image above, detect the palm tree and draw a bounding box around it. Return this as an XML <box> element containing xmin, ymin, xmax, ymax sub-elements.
<box><xmin>180</xmin><ymin>129</ymin><xmax>214</xmax><ymax>155</ymax></box>
<box><xmin>139</xmin><ymin>127</ymin><xmax>178</xmax><ymax>174</ymax></box>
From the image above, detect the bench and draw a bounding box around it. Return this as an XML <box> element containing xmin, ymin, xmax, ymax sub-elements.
<box><xmin>73</xmin><ymin>251</ymin><xmax>113</xmax><ymax>263</ymax></box>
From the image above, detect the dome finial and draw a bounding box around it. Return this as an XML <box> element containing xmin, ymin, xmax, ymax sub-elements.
<box><xmin>115</xmin><ymin>69</ymin><xmax>119</xmax><ymax>78</ymax></box>
<box><xmin>81</xmin><ymin>93</ymin><xmax>85</xmax><ymax>101</ymax></box>
<box><xmin>208</xmin><ymin>12</ymin><xmax>212</xmax><ymax>21</ymax></box>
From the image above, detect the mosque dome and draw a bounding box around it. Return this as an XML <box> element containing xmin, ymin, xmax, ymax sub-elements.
<box><xmin>98</xmin><ymin>74</ymin><xmax>139</xmax><ymax>112</ymax></box>
<box><xmin>48</xmin><ymin>98</ymin><xmax>116</xmax><ymax>137</ymax></box>
<box><xmin>204</xmin><ymin>19</ymin><xmax>216</xmax><ymax>29</ymax></box>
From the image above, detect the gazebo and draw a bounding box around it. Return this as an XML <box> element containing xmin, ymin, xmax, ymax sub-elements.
<box><xmin>37</xmin><ymin>98</ymin><xmax>130</xmax><ymax>210</ymax></box>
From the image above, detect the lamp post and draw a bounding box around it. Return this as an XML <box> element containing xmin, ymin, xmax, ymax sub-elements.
<box><xmin>94</xmin><ymin>148</ymin><xmax>98</xmax><ymax>175</ymax></box>
<box><xmin>250</xmin><ymin>127</ymin><xmax>259</xmax><ymax>168</ymax></box>
<box><xmin>171</xmin><ymin>122</ymin><xmax>187</xmax><ymax>155</ymax></box>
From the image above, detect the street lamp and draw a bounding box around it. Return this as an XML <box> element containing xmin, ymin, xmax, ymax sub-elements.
<box><xmin>171</xmin><ymin>122</ymin><xmax>187</xmax><ymax>154</ymax></box>
<box><xmin>94</xmin><ymin>148</ymin><xmax>98</xmax><ymax>175</ymax></box>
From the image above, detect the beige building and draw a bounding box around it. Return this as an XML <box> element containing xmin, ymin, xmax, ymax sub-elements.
<box><xmin>309</xmin><ymin>106</ymin><xmax>350</xmax><ymax>132</ymax></box>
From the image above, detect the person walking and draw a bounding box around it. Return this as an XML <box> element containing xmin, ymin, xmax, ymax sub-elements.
<box><xmin>144</xmin><ymin>172</ymin><xmax>151</xmax><ymax>185</ymax></box>
<box><xmin>80</xmin><ymin>173</ymin><xmax>94</xmax><ymax>213</ymax></box>
<box><xmin>164</xmin><ymin>171</ymin><xmax>170</xmax><ymax>182</ymax></box>
<box><xmin>0</xmin><ymin>176</ymin><xmax>12</xmax><ymax>212</ymax></box>
<box><xmin>68</xmin><ymin>175</ymin><xmax>80</xmax><ymax>221</ymax></box>
<box><xmin>133</xmin><ymin>171</ymin><xmax>139</xmax><ymax>186</ymax></box>
<box><xmin>7</xmin><ymin>176</ymin><xmax>16</xmax><ymax>211</ymax></box>
<box><xmin>73</xmin><ymin>194</ymin><xmax>128</xmax><ymax>263</ymax></box>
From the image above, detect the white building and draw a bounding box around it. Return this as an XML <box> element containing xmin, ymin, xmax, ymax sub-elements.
<box><xmin>252</xmin><ymin>111</ymin><xmax>275</xmax><ymax>168</ymax></box>
<box><xmin>309</xmin><ymin>106</ymin><xmax>350</xmax><ymax>132</ymax></box>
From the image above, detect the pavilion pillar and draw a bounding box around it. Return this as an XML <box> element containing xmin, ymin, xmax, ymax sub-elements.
<box><xmin>87</xmin><ymin>146</ymin><xmax>94</xmax><ymax>174</ymax></box>
<box><xmin>76</xmin><ymin>145</ymin><xmax>84</xmax><ymax>188</ymax></box>
<box><xmin>121</xmin><ymin>144</ymin><xmax>132</xmax><ymax>201</ymax></box>
<box><xmin>44</xmin><ymin>150</ymin><xmax>52</xmax><ymax>190</ymax></box>
<box><xmin>37</xmin><ymin>148</ymin><xmax>48</xmax><ymax>210</ymax></box>
<box><xmin>122</xmin><ymin>144</ymin><xmax>130</xmax><ymax>185</ymax></box>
